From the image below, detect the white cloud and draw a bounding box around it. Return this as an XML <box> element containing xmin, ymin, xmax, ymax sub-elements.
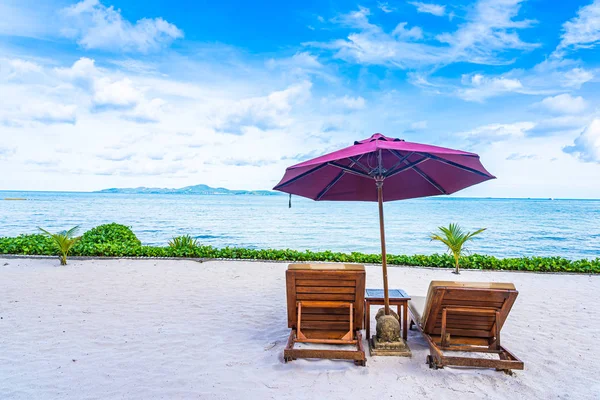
<box><xmin>409</xmin><ymin>2</ymin><xmax>446</xmax><ymax>17</ymax></box>
<box><xmin>322</xmin><ymin>95</ymin><xmax>366</xmax><ymax>110</ymax></box>
<box><xmin>5</xmin><ymin>59</ymin><xmax>42</xmax><ymax>76</ymax></box>
<box><xmin>0</xmin><ymin>102</ymin><xmax>77</xmax><ymax>126</ymax></box>
<box><xmin>93</xmin><ymin>77</ymin><xmax>142</xmax><ymax>107</ymax></box>
<box><xmin>0</xmin><ymin>51</ymin><xmax>383</xmax><ymax>192</ymax></box>
<box><xmin>411</xmin><ymin>57</ymin><xmax>595</xmax><ymax>101</ymax></box>
<box><xmin>410</xmin><ymin>120</ymin><xmax>428</xmax><ymax>130</ymax></box>
<box><xmin>0</xmin><ymin>146</ymin><xmax>16</xmax><ymax>159</ymax></box>
<box><xmin>463</xmin><ymin>121</ymin><xmax>535</xmax><ymax>144</ymax></box>
<box><xmin>457</xmin><ymin>73</ymin><xmax>524</xmax><ymax>101</ymax></box>
<box><xmin>61</xmin><ymin>0</ymin><xmax>183</xmax><ymax>52</ymax></box>
<box><xmin>265</xmin><ymin>52</ymin><xmax>334</xmax><ymax>81</ymax></box>
<box><xmin>377</xmin><ymin>2</ymin><xmax>395</xmax><ymax>13</ymax></box>
<box><xmin>213</xmin><ymin>81</ymin><xmax>313</xmax><ymax>134</ymax></box>
<box><xmin>267</xmin><ymin>52</ymin><xmax>322</xmax><ymax>70</ymax></box>
<box><xmin>126</xmin><ymin>98</ymin><xmax>167</xmax><ymax>123</ymax></box>
<box><xmin>435</xmin><ymin>0</ymin><xmax>538</xmax><ymax>65</ymax></box>
<box><xmin>554</xmin><ymin>0</ymin><xmax>600</xmax><ymax>58</ymax></box>
<box><xmin>392</xmin><ymin>23</ymin><xmax>423</xmax><ymax>40</ymax></box>
<box><xmin>308</xmin><ymin>10</ymin><xmax>441</xmax><ymax>68</ymax></box>
<box><xmin>562</xmin><ymin>67</ymin><xmax>594</xmax><ymax>88</ymax></box>
<box><xmin>564</xmin><ymin>119</ymin><xmax>600</xmax><ymax>163</ymax></box>
<box><xmin>309</xmin><ymin>1</ymin><xmax>538</xmax><ymax>69</ymax></box>
<box><xmin>466</xmin><ymin>123</ymin><xmax>600</xmax><ymax>198</ymax></box>
<box><xmin>538</xmin><ymin>94</ymin><xmax>588</xmax><ymax>115</ymax></box>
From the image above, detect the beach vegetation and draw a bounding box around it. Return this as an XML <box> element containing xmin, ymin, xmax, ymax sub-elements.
<box><xmin>169</xmin><ymin>235</ymin><xmax>198</xmax><ymax>248</ymax></box>
<box><xmin>430</xmin><ymin>223</ymin><xmax>486</xmax><ymax>274</ymax></box>
<box><xmin>72</xmin><ymin>223</ymin><xmax>142</xmax><ymax>256</ymax></box>
<box><xmin>1</xmin><ymin>224</ymin><xmax>598</xmax><ymax>273</ymax></box>
<box><xmin>168</xmin><ymin>235</ymin><xmax>199</xmax><ymax>257</ymax></box>
<box><xmin>0</xmin><ymin>234</ymin><xmax>55</xmax><ymax>255</ymax></box>
<box><xmin>78</xmin><ymin>223</ymin><xmax>141</xmax><ymax>247</ymax></box>
<box><xmin>38</xmin><ymin>226</ymin><xmax>81</xmax><ymax>265</ymax></box>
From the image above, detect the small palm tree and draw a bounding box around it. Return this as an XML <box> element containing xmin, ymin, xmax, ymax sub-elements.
<box><xmin>39</xmin><ymin>226</ymin><xmax>81</xmax><ymax>265</ymax></box>
<box><xmin>430</xmin><ymin>223</ymin><xmax>486</xmax><ymax>274</ymax></box>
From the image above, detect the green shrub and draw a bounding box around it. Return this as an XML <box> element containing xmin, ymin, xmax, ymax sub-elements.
<box><xmin>78</xmin><ymin>223</ymin><xmax>140</xmax><ymax>246</ymax></box>
<box><xmin>0</xmin><ymin>234</ymin><xmax>55</xmax><ymax>255</ymax></box>
<box><xmin>73</xmin><ymin>223</ymin><xmax>141</xmax><ymax>256</ymax></box>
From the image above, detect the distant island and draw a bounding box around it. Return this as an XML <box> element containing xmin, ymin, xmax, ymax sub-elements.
<box><xmin>95</xmin><ymin>184</ymin><xmax>282</xmax><ymax>196</ymax></box>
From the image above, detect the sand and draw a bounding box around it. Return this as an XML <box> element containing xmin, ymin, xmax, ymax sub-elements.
<box><xmin>0</xmin><ymin>258</ymin><xmax>598</xmax><ymax>400</ymax></box>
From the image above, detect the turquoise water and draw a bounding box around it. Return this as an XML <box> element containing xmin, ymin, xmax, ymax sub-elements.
<box><xmin>0</xmin><ymin>191</ymin><xmax>598</xmax><ymax>260</ymax></box>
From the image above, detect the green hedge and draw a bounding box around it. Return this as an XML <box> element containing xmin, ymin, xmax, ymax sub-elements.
<box><xmin>0</xmin><ymin>225</ymin><xmax>598</xmax><ymax>273</ymax></box>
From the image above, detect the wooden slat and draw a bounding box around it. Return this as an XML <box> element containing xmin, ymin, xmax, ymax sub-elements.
<box><xmin>430</xmin><ymin>327</ymin><xmax>493</xmax><ymax>338</ymax></box>
<box><xmin>284</xmin><ymin>348</ymin><xmax>364</xmax><ymax>361</ymax></box>
<box><xmin>297</xmin><ymin>293</ymin><xmax>356</xmax><ymax>301</ymax></box>
<box><xmin>301</xmin><ymin>321</ymin><xmax>351</xmax><ymax>330</ymax></box>
<box><xmin>286</xmin><ymin>270</ymin><xmax>297</xmax><ymax>328</ymax></box>
<box><xmin>298</xmin><ymin>301</ymin><xmax>352</xmax><ymax>308</ymax></box>
<box><xmin>302</xmin><ymin>314</ymin><xmax>350</xmax><ymax>322</ymax></box>
<box><xmin>299</xmin><ymin>329</ymin><xmax>350</xmax><ymax>340</ymax></box>
<box><xmin>444</xmin><ymin>306</ymin><xmax>497</xmax><ymax>315</ymax></box>
<box><xmin>442</xmin><ymin>355</ymin><xmax>523</xmax><ymax>370</ymax></box>
<box><xmin>446</xmin><ymin>315</ymin><xmax>495</xmax><ymax>322</ymax></box>
<box><xmin>442</xmin><ymin>300</ymin><xmax>504</xmax><ymax>308</ymax></box>
<box><xmin>435</xmin><ymin>322</ymin><xmax>494</xmax><ymax>330</ymax></box>
<box><xmin>443</xmin><ymin>290</ymin><xmax>509</xmax><ymax>303</ymax></box>
<box><xmin>354</xmin><ymin>267</ymin><xmax>365</xmax><ymax>331</ymax></box>
<box><xmin>296</xmin><ymin>279</ymin><xmax>356</xmax><ymax>287</ymax></box>
<box><xmin>429</xmin><ymin>335</ymin><xmax>489</xmax><ymax>346</ymax></box>
<box><xmin>302</xmin><ymin>307</ymin><xmax>349</xmax><ymax>315</ymax></box>
<box><xmin>296</xmin><ymin>286</ymin><xmax>355</xmax><ymax>294</ymax></box>
<box><xmin>290</xmin><ymin>271</ymin><xmax>362</xmax><ymax>280</ymax></box>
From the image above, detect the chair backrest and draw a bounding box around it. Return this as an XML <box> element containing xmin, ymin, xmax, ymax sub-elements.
<box><xmin>286</xmin><ymin>263</ymin><xmax>365</xmax><ymax>331</ymax></box>
<box><xmin>421</xmin><ymin>281</ymin><xmax>518</xmax><ymax>338</ymax></box>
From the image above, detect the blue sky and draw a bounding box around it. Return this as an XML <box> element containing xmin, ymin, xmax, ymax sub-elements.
<box><xmin>1</xmin><ymin>0</ymin><xmax>600</xmax><ymax>198</ymax></box>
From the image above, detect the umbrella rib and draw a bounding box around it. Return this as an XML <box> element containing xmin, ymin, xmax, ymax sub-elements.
<box><xmin>390</xmin><ymin>149</ymin><xmax>447</xmax><ymax>194</ymax></box>
<box><xmin>348</xmin><ymin>156</ymin><xmax>371</xmax><ymax>174</ymax></box>
<box><xmin>384</xmin><ymin>157</ymin><xmax>428</xmax><ymax>178</ymax></box>
<box><xmin>327</xmin><ymin>162</ymin><xmax>372</xmax><ymax>178</ymax></box>
<box><xmin>421</xmin><ymin>152</ymin><xmax>492</xmax><ymax>178</ymax></box>
<box><xmin>316</xmin><ymin>156</ymin><xmax>365</xmax><ymax>200</ymax></box>
<box><xmin>273</xmin><ymin>163</ymin><xmax>329</xmax><ymax>190</ymax></box>
<box><xmin>411</xmin><ymin>165</ymin><xmax>448</xmax><ymax>194</ymax></box>
<box><xmin>316</xmin><ymin>171</ymin><xmax>346</xmax><ymax>200</ymax></box>
<box><xmin>385</xmin><ymin>150</ymin><xmax>414</xmax><ymax>176</ymax></box>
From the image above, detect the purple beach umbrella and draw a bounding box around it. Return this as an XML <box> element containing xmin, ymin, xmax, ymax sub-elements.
<box><xmin>274</xmin><ymin>133</ymin><xmax>495</xmax><ymax>315</ymax></box>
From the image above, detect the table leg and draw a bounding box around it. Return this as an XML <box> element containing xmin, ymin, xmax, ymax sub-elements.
<box><xmin>365</xmin><ymin>300</ymin><xmax>370</xmax><ymax>339</ymax></box>
<box><xmin>402</xmin><ymin>302</ymin><xmax>408</xmax><ymax>341</ymax></box>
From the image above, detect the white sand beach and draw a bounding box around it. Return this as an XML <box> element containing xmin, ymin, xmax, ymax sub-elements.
<box><xmin>0</xmin><ymin>258</ymin><xmax>598</xmax><ymax>400</ymax></box>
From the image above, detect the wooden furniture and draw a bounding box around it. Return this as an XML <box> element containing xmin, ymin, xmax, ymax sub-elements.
<box><xmin>408</xmin><ymin>281</ymin><xmax>524</xmax><ymax>373</ymax></box>
<box><xmin>284</xmin><ymin>263</ymin><xmax>367</xmax><ymax>366</ymax></box>
<box><xmin>365</xmin><ymin>289</ymin><xmax>410</xmax><ymax>340</ymax></box>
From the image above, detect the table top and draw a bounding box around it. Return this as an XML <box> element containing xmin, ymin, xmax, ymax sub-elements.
<box><xmin>365</xmin><ymin>288</ymin><xmax>410</xmax><ymax>300</ymax></box>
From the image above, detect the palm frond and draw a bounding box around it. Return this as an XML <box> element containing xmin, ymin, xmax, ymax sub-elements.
<box><xmin>38</xmin><ymin>226</ymin><xmax>81</xmax><ymax>265</ymax></box>
<box><xmin>430</xmin><ymin>223</ymin><xmax>486</xmax><ymax>273</ymax></box>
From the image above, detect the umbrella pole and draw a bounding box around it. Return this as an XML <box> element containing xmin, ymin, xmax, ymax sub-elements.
<box><xmin>376</xmin><ymin>179</ymin><xmax>390</xmax><ymax>315</ymax></box>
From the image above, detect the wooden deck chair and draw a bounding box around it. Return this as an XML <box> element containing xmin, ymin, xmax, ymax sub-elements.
<box><xmin>408</xmin><ymin>281</ymin><xmax>523</xmax><ymax>373</ymax></box>
<box><xmin>284</xmin><ymin>263</ymin><xmax>366</xmax><ymax>366</ymax></box>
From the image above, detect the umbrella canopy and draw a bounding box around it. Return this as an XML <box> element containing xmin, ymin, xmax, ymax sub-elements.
<box><xmin>274</xmin><ymin>133</ymin><xmax>494</xmax><ymax>201</ymax></box>
<box><xmin>274</xmin><ymin>133</ymin><xmax>495</xmax><ymax>316</ymax></box>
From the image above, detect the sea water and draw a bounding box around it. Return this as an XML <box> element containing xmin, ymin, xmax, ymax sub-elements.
<box><xmin>0</xmin><ymin>191</ymin><xmax>598</xmax><ymax>260</ymax></box>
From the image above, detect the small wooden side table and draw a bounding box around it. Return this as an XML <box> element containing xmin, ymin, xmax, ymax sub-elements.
<box><xmin>365</xmin><ymin>289</ymin><xmax>411</xmax><ymax>341</ymax></box>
